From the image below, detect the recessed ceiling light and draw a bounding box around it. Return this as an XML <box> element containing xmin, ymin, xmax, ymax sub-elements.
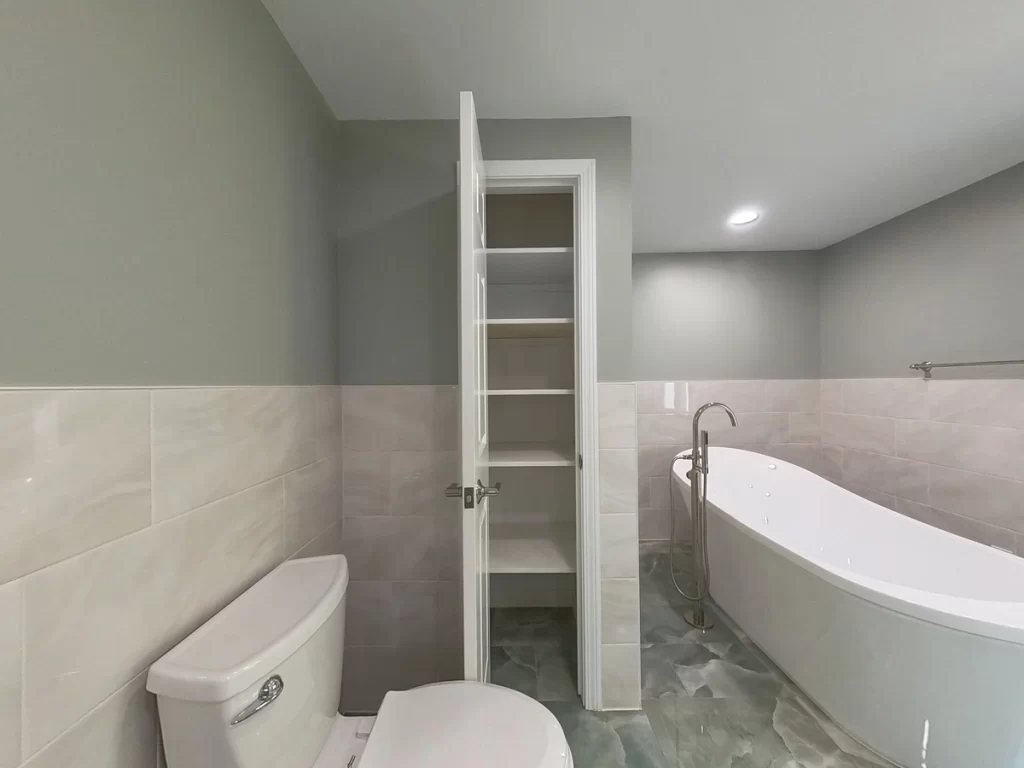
<box><xmin>728</xmin><ymin>208</ymin><xmax>760</xmax><ymax>226</ymax></box>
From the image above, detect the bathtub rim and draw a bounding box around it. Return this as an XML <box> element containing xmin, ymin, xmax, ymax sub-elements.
<box><xmin>672</xmin><ymin>447</ymin><xmax>1024</xmax><ymax>646</ymax></box>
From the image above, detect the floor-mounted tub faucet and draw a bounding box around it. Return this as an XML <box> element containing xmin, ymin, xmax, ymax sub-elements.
<box><xmin>670</xmin><ymin>401</ymin><xmax>737</xmax><ymax>631</ymax></box>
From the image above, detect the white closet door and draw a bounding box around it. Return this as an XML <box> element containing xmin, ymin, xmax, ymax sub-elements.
<box><xmin>458</xmin><ymin>91</ymin><xmax>492</xmax><ymax>682</ymax></box>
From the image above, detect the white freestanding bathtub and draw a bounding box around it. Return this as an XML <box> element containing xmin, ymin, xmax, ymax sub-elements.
<box><xmin>673</xmin><ymin>447</ymin><xmax>1024</xmax><ymax>768</ymax></box>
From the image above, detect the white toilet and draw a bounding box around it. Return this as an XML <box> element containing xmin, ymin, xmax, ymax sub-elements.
<box><xmin>147</xmin><ymin>554</ymin><xmax>573</xmax><ymax>768</ymax></box>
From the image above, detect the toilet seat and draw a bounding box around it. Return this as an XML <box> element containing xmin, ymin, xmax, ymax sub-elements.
<box><xmin>356</xmin><ymin>681</ymin><xmax>572</xmax><ymax>768</ymax></box>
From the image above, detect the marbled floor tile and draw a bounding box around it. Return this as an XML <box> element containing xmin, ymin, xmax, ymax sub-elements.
<box><xmin>639</xmin><ymin>541</ymin><xmax>693</xmax><ymax>584</ymax></box>
<box><xmin>640</xmin><ymin>589</ymin><xmax>739</xmax><ymax>647</ymax></box>
<box><xmin>673</xmin><ymin>650</ymin><xmax>787</xmax><ymax>701</ymax></box>
<box><xmin>537</xmin><ymin>645</ymin><xmax>578</xmax><ymax>702</ymax></box>
<box><xmin>491</xmin><ymin>607</ymin><xmax>575</xmax><ymax>648</ymax></box>
<box><xmin>733</xmin><ymin>630</ymin><xmax>793</xmax><ymax>684</ymax></box>
<box><xmin>545</xmin><ymin>701</ymin><xmax>668</xmax><ymax>768</ymax></box>
<box><xmin>641</xmin><ymin>640</ymin><xmax>778</xmax><ymax>701</ymax></box>
<box><xmin>490</xmin><ymin>646</ymin><xmax>538</xmax><ymax>698</ymax></box>
<box><xmin>704</xmin><ymin>594</ymin><xmax>753</xmax><ymax>646</ymax></box>
<box><xmin>644</xmin><ymin>694</ymin><xmax>847</xmax><ymax>768</ymax></box>
<box><xmin>490</xmin><ymin>608</ymin><xmax>579</xmax><ymax>705</ymax></box>
<box><xmin>790</xmin><ymin>693</ymin><xmax>896</xmax><ymax>768</ymax></box>
<box><xmin>639</xmin><ymin>546</ymin><xmax>898</xmax><ymax>768</ymax></box>
<box><xmin>640</xmin><ymin>643</ymin><xmax>688</xmax><ymax>701</ymax></box>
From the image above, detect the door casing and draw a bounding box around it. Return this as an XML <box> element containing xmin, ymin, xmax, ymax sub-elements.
<box><xmin>485</xmin><ymin>159</ymin><xmax>601</xmax><ymax>711</ymax></box>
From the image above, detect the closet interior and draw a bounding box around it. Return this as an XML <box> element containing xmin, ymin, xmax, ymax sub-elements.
<box><xmin>485</xmin><ymin>191</ymin><xmax>580</xmax><ymax>629</ymax></box>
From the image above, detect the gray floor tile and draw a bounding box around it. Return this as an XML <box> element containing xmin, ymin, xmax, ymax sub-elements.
<box><xmin>537</xmin><ymin>644</ymin><xmax>578</xmax><ymax>702</ymax></box>
<box><xmin>788</xmin><ymin>692</ymin><xmax>896</xmax><ymax>768</ymax></box>
<box><xmin>640</xmin><ymin>590</ymin><xmax>741</xmax><ymax>646</ymax></box>
<box><xmin>639</xmin><ymin>548</ymin><xmax>898</xmax><ymax>768</ymax></box>
<box><xmin>644</xmin><ymin>694</ymin><xmax>841</xmax><ymax>768</ymax></box>
<box><xmin>491</xmin><ymin>607</ymin><xmax>575</xmax><ymax>647</ymax></box>
<box><xmin>545</xmin><ymin>701</ymin><xmax>668</xmax><ymax>768</ymax></box>
<box><xmin>490</xmin><ymin>644</ymin><xmax>538</xmax><ymax>698</ymax></box>
<box><xmin>487</xmin><ymin>559</ymin><xmax>897</xmax><ymax>768</ymax></box>
<box><xmin>641</xmin><ymin>639</ymin><xmax>776</xmax><ymax>701</ymax></box>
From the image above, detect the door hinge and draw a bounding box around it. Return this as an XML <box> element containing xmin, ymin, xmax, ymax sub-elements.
<box><xmin>578</xmin><ymin>453</ymin><xmax>583</xmax><ymax>470</ymax></box>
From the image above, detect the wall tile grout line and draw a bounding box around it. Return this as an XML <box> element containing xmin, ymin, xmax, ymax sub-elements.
<box><xmin>20</xmin><ymin>578</ymin><xmax>26</xmax><ymax>767</ymax></box>
<box><xmin>149</xmin><ymin>390</ymin><xmax>156</xmax><ymax>528</ymax></box>
<box><xmin>280</xmin><ymin>476</ymin><xmax>288</xmax><ymax>561</ymax></box>
<box><xmin>20</xmin><ymin>670</ymin><xmax>150</xmax><ymax>765</ymax></box>
<box><xmin>14</xmin><ymin>474</ymin><xmax>290</xmax><ymax>589</ymax></box>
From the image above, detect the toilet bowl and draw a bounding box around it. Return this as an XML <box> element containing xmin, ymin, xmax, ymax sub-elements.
<box><xmin>147</xmin><ymin>555</ymin><xmax>572</xmax><ymax>768</ymax></box>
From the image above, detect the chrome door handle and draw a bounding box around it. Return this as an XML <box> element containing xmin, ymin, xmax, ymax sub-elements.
<box><xmin>476</xmin><ymin>480</ymin><xmax>501</xmax><ymax>504</ymax></box>
<box><xmin>230</xmin><ymin>675</ymin><xmax>283</xmax><ymax>726</ymax></box>
<box><xmin>444</xmin><ymin>482</ymin><xmax>462</xmax><ymax>498</ymax></box>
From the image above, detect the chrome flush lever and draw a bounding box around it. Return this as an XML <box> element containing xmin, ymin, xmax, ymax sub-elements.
<box><xmin>230</xmin><ymin>675</ymin><xmax>283</xmax><ymax>726</ymax></box>
<box><xmin>476</xmin><ymin>480</ymin><xmax>502</xmax><ymax>504</ymax></box>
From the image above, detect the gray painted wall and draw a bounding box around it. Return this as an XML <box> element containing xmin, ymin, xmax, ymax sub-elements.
<box><xmin>632</xmin><ymin>252</ymin><xmax>821</xmax><ymax>380</ymax></box>
<box><xmin>335</xmin><ymin>117</ymin><xmax>632</xmax><ymax>385</ymax></box>
<box><xmin>820</xmin><ymin>160</ymin><xmax>1024</xmax><ymax>378</ymax></box>
<box><xmin>482</xmin><ymin>119</ymin><xmax>633</xmax><ymax>383</ymax></box>
<box><xmin>0</xmin><ymin>0</ymin><xmax>339</xmax><ymax>386</ymax></box>
<box><xmin>335</xmin><ymin>121</ymin><xmax>459</xmax><ymax>386</ymax></box>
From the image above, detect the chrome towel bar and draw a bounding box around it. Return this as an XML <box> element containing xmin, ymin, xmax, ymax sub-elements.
<box><xmin>909</xmin><ymin>359</ymin><xmax>1024</xmax><ymax>379</ymax></box>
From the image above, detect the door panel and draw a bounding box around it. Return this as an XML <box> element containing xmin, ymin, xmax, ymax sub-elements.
<box><xmin>459</xmin><ymin>91</ymin><xmax>490</xmax><ymax>682</ymax></box>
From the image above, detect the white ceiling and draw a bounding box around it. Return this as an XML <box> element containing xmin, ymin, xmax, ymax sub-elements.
<box><xmin>262</xmin><ymin>0</ymin><xmax>1024</xmax><ymax>252</ymax></box>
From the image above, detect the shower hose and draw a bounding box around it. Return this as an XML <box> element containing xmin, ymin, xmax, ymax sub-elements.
<box><xmin>668</xmin><ymin>455</ymin><xmax>711</xmax><ymax>602</ymax></box>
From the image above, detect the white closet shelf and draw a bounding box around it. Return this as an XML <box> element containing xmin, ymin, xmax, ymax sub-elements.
<box><xmin>486</xmin><ymin>246</ymin><xmax>573</xmax><ymax>255</ymax></box>
<box><xmin>488</xmin><ymin>389</ymin><xmax>574</xmax><ymax>396</ymax></box>
<box><xmin>488</xmin><ymin>442</ymin><xmax>576</xmax><ymax>467</ymax></box>
<box><xmin>490</xmin><ymin>523</ymin><xmax>576</xmax><ymax>574</ymax></box>
<box><xmin>487</xmin><ymin>318</ymin><xmax>574</xmax><ymax>339</ymax></box>
<box><xmin>486</xmin><ymin>248</ymin><xmax>574</xmax><ymax>286</ymax></box>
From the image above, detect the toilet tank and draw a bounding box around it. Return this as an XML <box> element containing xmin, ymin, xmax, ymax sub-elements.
<box><xmin>148</xmin><ymin>555</ymin><xmax>349</xmax><ymax>768</ymax></box>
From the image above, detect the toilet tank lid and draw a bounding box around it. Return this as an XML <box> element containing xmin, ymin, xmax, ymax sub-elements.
<box><xmin>147</xmin><ymin>555</ymin><xmax>348</xmax><ymax>703</ymax></box>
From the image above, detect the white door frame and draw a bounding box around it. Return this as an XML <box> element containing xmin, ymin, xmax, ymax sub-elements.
<box><xmin>485</xmin><ymin>159</ymin><xmax>601</xmax><ymax>710</ymax></box>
